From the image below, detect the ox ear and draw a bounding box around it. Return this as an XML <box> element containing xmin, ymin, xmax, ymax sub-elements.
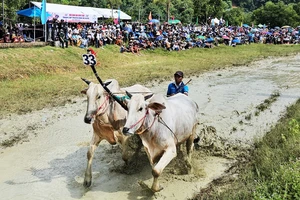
<box><xmin>81</xmin><ymin>88</ymin><xmax>88</xmax><ymax>95</ymax></box>
<box><xmin>81</xmin><ymin>78</ymin><xmax>91</xmax><ymax>85</ymax></box>
<box><xmin>104</xmin><ymin>81</ymin><xmax>112</xmax><ymax>87</ymax></box>
<box><xmin>126</xmin><ymin>91</ymin><xmax>132</xmax><ymax>99</ymax></box>
<box><xmin>147</xmin><ymin>102</ymin><xmax>166</xmax><ymax>112</ymax></box>
<box><xmin>144</xmin><ymin>93</ymin><xmax>154</xmax><ymax>101</ymax></box>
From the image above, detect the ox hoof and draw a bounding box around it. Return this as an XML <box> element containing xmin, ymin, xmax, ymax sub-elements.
<box><xmin>151</xmin><ymin>185</ymin><xmax>164</xmax><ymax>193</ymax></box>
<box><xmin>83</xmin><ymin>179</ymin><xmax>92</xmax><ymax>188</ymax></box>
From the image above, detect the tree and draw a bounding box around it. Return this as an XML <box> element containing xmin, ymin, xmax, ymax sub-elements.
<box><xmin>170</xmin><ymin>0</ymin><xmax>194</xmax><ymax>24</ymax></box>
<box><xmin>223</xmin><ymin>7</ymin><xmax>245</xmax><ymax>26</ymax></box>
<box><xmin>252</xmin><ymin>1</ymin><xmax>299</xmax><ymax>27</ymax></box>
<box><xmin>153</xmin><ymin>0</ymin><xmax>171</xmax><ymax>21</ymax></box>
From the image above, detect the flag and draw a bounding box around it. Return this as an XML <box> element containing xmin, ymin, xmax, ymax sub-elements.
<box><xmin>148</xmin><ymin>11</ymin><xmax>152</xmax><ymax>20</ymax></box>
<box><xmin>118</xmin><ymin>6</ymin><xmax>120</xmax><ymax>24</ymax></box>
<box><xmin>196</xmin><ymin>16</ymin><xmax>198</xmax><ymax>25</ymax></box>
<box><xmin>41</xmin><ymin>0</ymin><xmax>47</xmax><ymax>24</ymax></box>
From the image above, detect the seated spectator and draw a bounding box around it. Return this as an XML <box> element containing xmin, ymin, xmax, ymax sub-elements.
<box><xmin>173</xmin><ymin>42</ymin><xmax>180</xmax><ymax>51</ymax></box>
<box><xmin>24</xmin><ymin>34</ymin><xmax>33</xmax><ymax>42</ymax></box>
<box><xmin>72</xmin><ymin>33</ymin><xmax>78</xmax><ymax>46</ymax></box>
<box><xmin>132</xmin><ymin>41</ymin><xmax>141</xmax><ymax>55</ymax></box>
<box><xmin>115</xmin><ymin>35</ymin><xmax>123</xmax><ymax>46</ymax></box>
<box><xmin>11</xmin><ymin>32</ymin><xmax>17</xmax><ymax>42</ymax></box>
<box><xmin>79</xmin><ymin>38</ymin><xmax>88</xmax><ymax>48</ymax></box>
<box><xmin>68</xmin><ymin>30</ymin><xmax>73</xmax><ymax>46</ymax></box>
<box><xmin>76</xmin><ymin>34</ymin><xmax>82</xmax><ymax>47</ymax></box>
<box><xmin>120</xmin><ymin>44</ymin><xmax>129</xmax><ymax>53</ymax></box>
<box><xmin>4</xmin><ymin>33</ymin><xmax>11</xmax><ymax>43</ymax></box>
<box><xmin>18</xmin><ymin>35</ymin><xmax>25</xmax><ymax>43</ymax></box>
<box><xmin>12</xmin><ymin>35</ymin><xmax>19</xmax><ymax>43</ymax></box>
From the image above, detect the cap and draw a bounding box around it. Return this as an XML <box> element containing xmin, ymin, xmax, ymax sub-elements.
<box><xmin>174</xmin><ymin>71</ymin><xmax>183</xmax><ymax>77</ymax></box>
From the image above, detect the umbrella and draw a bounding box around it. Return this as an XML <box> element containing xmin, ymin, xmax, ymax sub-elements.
<box><xmin>204</xmin><ymin>37</ymin><xmax>214</xmax><ymax>43</ymax></box>
<box><xmin>257</xmin><ymin>24</ymin><xmax>263</xmax><ymax>28</ymax></box>
<box><xmin>197</xmin><ymin>35</ymin><xmax>206</xmax><ymax>39</ymax></box>
<box><xmin>222</xmin><ymin>35</ymin><xmax>229</xmax><ymax>40</ymax></box>
<box><xmin>155</xmin><ymin>35</ymin><xmax>163</xmax><ymax>41</ymax></box>
<box><xmin>17</xmin><ymin>7</ymin><xmax>51</xmax><ymax>41</ymax></box>
<box><xmin>232</xmin><ymin>38</ymin><xmax>241</xmax><ymax>44</ymax></box>
<box><xmin>281</xmin><ymin>25</ymin><xmax>291</xmax><ymax>29</ymax></box>
<box><xmin>123</xmin><ymin>26</ymin><xmax>132</xmax><ymax>33</ymax></box>
<box><xmin>243</xmin><ymin>24</ymin><xmax>249</xmax><ymax>28</ymax></box>
<box><xmin>149</xmin><ymin>19</ymin><xmax>159</xmax><ymax>24</ymax></box>
<box><xmin>168</xmin><ymin>19</ymin><xmax>181</xmax><ymax>24</ymax></box>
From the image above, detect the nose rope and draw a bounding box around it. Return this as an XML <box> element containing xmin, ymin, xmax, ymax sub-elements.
<box><xmin>135</xmin><ymin>110</ymin><xmax>159</xmax><ymax>135</ymax></box>
<box><xmin>129</xmin><ymin>110</ymin><xmax>149</xmax><ymax>129</ymax></box>
<box><xmin>95</xmin><ymin>95</ymin><xmax>109</xmax><ymax>115</ymax></box>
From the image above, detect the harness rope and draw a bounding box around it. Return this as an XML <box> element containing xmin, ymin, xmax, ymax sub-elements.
<box><xmin>157</xmin><ymin>115</ymin><xmax>179</xmax><ymax>144</ymax></box>
<box><xmin>129</xmin><ymin>109</ymin><xmax>179</xmax><ymax>143</ymax></box>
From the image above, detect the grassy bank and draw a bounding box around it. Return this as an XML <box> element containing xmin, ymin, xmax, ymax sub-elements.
<box><xmin>193</xmin><ymin>99</ymin><xmax>300</xmax><ymax>200</ymax></box>
<box><xmin>0</xmin><ymin>44</ymin><xmax>300</xmax><ymax>118</ymax></box>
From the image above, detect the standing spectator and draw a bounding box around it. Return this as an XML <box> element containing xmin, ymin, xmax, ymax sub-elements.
<box><xmin>59</xmin><ymin>29</ymin><xmax>67</xmax><ymax>48</ymax></box>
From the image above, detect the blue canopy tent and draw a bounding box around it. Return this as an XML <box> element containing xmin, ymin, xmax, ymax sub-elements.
<box><xmin>17</xmin><ymin>7</ymin><xmax>51</xmax><ymax>41</ymax></box>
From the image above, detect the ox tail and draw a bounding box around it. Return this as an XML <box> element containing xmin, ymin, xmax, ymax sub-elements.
<box><xmin>193</xmin><ymin>122</ymin><xmax>200</xmax><ymax>150</ymax></box>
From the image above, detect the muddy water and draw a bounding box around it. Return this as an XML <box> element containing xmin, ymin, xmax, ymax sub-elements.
<box><xmin>150</xmin><ymin>54</ymin><xmax>300</xmax><ymax>146</ymax></box>
<box><xmin>0</xmin><ymin>54</ymin><xmax>299</xmax><ymax>200</ymax></box>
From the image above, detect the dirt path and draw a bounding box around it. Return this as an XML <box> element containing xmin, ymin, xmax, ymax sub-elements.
<box><xmin>0</xmin><ymin>54</ymin><xmax>299</xmax><ymax>200</ymax></box>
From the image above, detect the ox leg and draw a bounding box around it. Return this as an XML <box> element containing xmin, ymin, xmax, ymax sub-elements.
<box><xmin>84</xmin><ymin>134</ymin><xmax>102</xmax><ymax>188</ymax></box>
<box><xmin>151</xmin><ymin>147</ymin><xmax>177</xmax><ymax>192</ymax></box>
<box><xmin>121</xmin><ymin>134</ymin><xmax>143</xmax><ymax>165</ymax></box>
<box><xmin>186</xmin><ymin>124</ymin><xmax>197</xmax><ymax>173</ymax></box>
<box><xmin>185</xmin><ymin>134</ymin><xmax>194</xmax><ymax>174</ymax></box>
<box><xmin>115</xmin><ymin>131</ymin><xmax>131</xmax><ymax>165</ymax></box>
<box><xmin>122</xmin><ymin>138</ymin><xmax>130</xmax><ymax>165</ymax></box>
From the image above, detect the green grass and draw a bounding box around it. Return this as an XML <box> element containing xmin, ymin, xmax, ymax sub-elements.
<box><xmin>192</xmin><ymin>99</ymin><xmax>300</xmax><ymax>200</ymax></box>
<box><xmin>0</xmin><ymin>43</ymin><xmax>300</xmax><ymax>118</ymax></box>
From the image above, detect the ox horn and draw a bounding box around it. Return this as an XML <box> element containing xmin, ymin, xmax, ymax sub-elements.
<box><xmin>103</xmin><ymin>81</ymin><xmax>112</xmax><ymax>87</ymax></box>
<box><xmin>125</xmin><ymin>91</ymin><xmax>132</xmax><ymax>99</ymax></box>
<box><xmin>144</xmin><ymin>93</ymin><xmax>154</xmax><ymax>101</ymax></box>
<box><xmin>81</xmin><ymin>78</ymin><xmax>91</xmax><ymax>85</ymax></box>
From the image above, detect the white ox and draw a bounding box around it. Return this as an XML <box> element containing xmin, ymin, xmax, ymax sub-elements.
<box><xmin>122</xmin><ymin>93</ymin><xmax>199</xmax><ymax>192</ymax></box>
<box><xmin>81</xmin><ymin>78</ymin><xmax>151</xmax><ymax>188</ymax></box>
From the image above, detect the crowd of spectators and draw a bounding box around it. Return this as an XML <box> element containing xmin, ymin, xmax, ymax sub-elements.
<box><xmin>0</xmin><ymin>23</ymin><xmax>35</xmax><ymax>43</ymax></box>
<box><xmin>1</xmin><ymin>18</ymin><xmax>300</xmax><ymax>54</ymax></box>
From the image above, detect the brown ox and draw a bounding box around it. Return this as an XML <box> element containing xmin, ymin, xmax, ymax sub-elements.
<box><xmin>81</xmin><ymin>78</ymin><xmax>151</xmax><ymax>187</ymax></box>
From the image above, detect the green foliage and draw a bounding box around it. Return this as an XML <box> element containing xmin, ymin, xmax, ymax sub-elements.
<box><xmin>254</xmin><ymin>161</ymin><xmax>300</xmax><ymax>200</ymax></box>
<box><xmin>223</xmin><ymin>7</ymin><xmax>245</xmax><ymax>26</ymax></box>
<box><xmin>252</xmin><ymin>1</ymin><xmax>299</xmax><ymax>27</ymax></box>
